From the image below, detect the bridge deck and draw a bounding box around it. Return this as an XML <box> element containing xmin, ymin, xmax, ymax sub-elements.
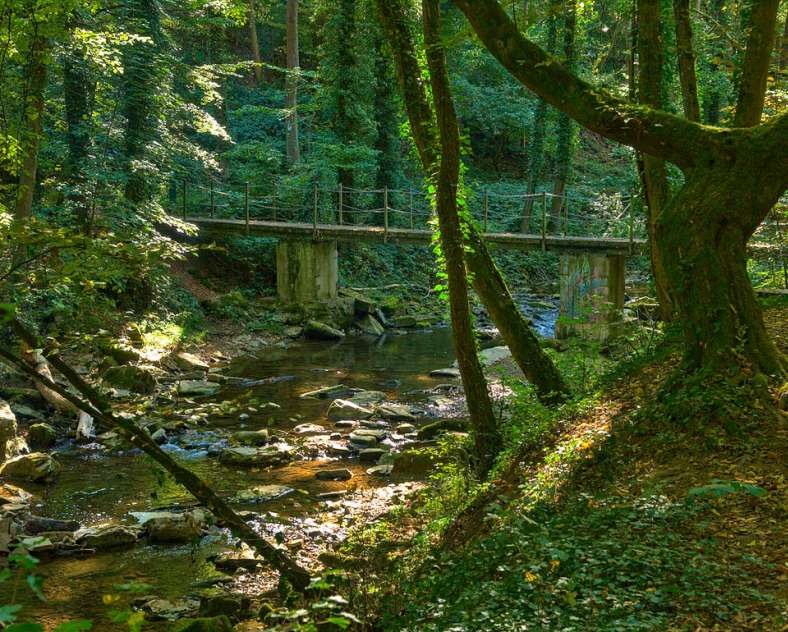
<box><xmin>189</xmin><ymin>217</ymin><xmax>647</xmax><ymax>255</ymax></box>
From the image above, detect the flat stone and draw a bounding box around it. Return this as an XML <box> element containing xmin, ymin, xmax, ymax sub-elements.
<box><xmin>348</xmin><ymin>432</ymin><xmax>377</xmax><ymax>448</ymax></box>
<box><xmin>75</xmin><ymin>523</ymin><xmax>139</xmax><ymax>549</ymax></box>
<box><xmin>217</xmin><ymin>444</ymin><xmax>292</xmax><ymax>468</ymax></box>
<box><xmin>178</xmin><ymin>381</ymin><xmax>221</xmax><ymax>397</ymax></box>
<box><xmin>299</xmin><ymin>384</ymin><xmax>358</xmax><ymax>400</ymax></box>
<box><xmin>315</xmin><ymin>468</ymin><xmax>353</xmax><ymax>481</ymax></box>
<box><xmin>304</xmin><ymin>320</ymin><xmax>345</xmax><ymax>341</ymax></box>
<box><xmin>327</xmin><ymin>442</ymin><xmax>352</xmax><ymax>457</ymax></box>
<box><xmin>327</xmin><ymin>399</ymin><xmax>373</xmax><ymax>420</ymax></box>
<box><xmin>334</xmin><ymin>420</ymin><xmax>358</xmax><ymax>429</ymax></box>
<box><xmin>348</xmin><ymin>390</ymin><xmax>387</xmax><ymax>406</ymax></box>
<box><xmin>366</xmin><ymin>464</ymin><xmax>393</xmax><ymax>476</ymax></box>
<box><xmin>168</xmin><ymin>351</ymin><xmax>210</xmax><ymax>372</ymax></box>
<box><xmin>0</xmin><ymin>453</ymin><xmax>59</xmax><ymax>483</ymax></box>
<box><xmin>396</xmin><ymin>423</ymin><xmax>416</xmax><ymax>434</ymax></box>
<box><xmin>352</xmin><ymin>428</ymin><xmax>388</xmax><ymax>440</ymax></box>
<box><xmin>232</xmin><ymin>484</ymin><xmax>294</xmax><ymax>504</ymax></box>
<box><xmin>358</xmin><ymin>448</ymin><xmax>387</xmax><ymax>463</ymax></box>
<box><xmin>292</xmin><ymin>423</ymin><xmax>327</xmax><ymax>435</ymax></box>
<box><xmin>375</xmin><ymin>403</ymin><xmax>416</xmax><ymax>422</ymax></box>
<box><xmin>24</xmin><ymin>516</ymin><xmax>79</xmax><ymax>534</ymax></box>
<box><xmin>429</xmin><ymin>367</ymin><xmax>461</xmax><ymax>378</ymax></box>
<box><xmin>133</xmin><ymin>510</ymin><xmax>207</xmax><ymax>543</ymax></box>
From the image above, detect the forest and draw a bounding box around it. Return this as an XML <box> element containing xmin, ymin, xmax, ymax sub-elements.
<box><xmin>0</xmin><ymin>0</ymin><xmax>786</xmax><ymax>630</ymax></box>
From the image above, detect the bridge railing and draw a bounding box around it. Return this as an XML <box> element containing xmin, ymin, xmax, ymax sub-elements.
<box><xmin>175</xmin><ymin>179</ymin><xmax>651</xmax><ymax>242</ymax></box>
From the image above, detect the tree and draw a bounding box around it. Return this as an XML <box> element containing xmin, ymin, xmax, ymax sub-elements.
<box><xmin>454</xmin><ymin>0</ymin><xmax>787</xmax><ymax>378</ymax></box>
<box><xmin>248</xmin><ymin>0</ymin><xmax>264</xmax><ymax>85</ymax></box>
<box><xmin>286</xmin><ymin>0</ymin><xmax>300</xmax><ymax>163</ymax></box>
<box><xmin>374</xmin><ymin>0</ymin><xmax>570</xmax><ymax>405</ymax></box>
<box><xmin>423</xmin><ymin>0</ymin><xmax>501</xmax><ymax>473</ymax></box>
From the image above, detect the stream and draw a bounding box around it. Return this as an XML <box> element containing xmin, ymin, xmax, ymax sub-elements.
<box><xmin>3</xmin><ymin>297</ymin><xmax>560</xmax><ymax>629</ymax></box>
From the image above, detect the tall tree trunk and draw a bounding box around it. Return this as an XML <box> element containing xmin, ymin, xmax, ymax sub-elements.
<box><xmin>14</xmin><ymin>31</ymin><xmax>47</xmax><ymax>223</ymax></box>
<box><xmin>550</xmin><ymin>0</ymin><xmax>577</xmax><ymax>231</ymax></box>
<box><xmin>734</xmin><ymin>0</ymin><xmax>780</xmax><ymax>127</ymax></box>
<box><xmin>454</xmin><ymin>0</ymin><xmax>787</xmax><ymax>378</ymax></box>
<box><xmin>673</xmin><ymin>0</ymin><xmax>701</xmax><ymax>121</ymax></box>
<box><xmin>248</xmin><ymin>0</ymin><xmax>263</xmax><ymax>84</ymax></box>
<box><xmin>637</xmin><ymin>0</ymin><xmax>675</xmax><ymax>321</ymax></box>
<box><xmin>374</xmin><ymin>0</ymin><xmax>570</xmax><ymax>405</ymax></box>
<box><xmin>286</xmin><ymin>0</ymin><xmax>300</xmax><ymax>163</ymax></box>
<box><xmin>703</xmin><ymin>0</ymin><xmax>726</xmax><ymax>124</ymax></box>
<box><xmin>123</xmin><ymin>0</ymin><xmax>162</xmax><ymax>205</ymax></box>
<box><xmin>423</xmin><ymin>0</ymin><xmax>501</xmax><ymax>474</ymax></box>
<box><xmin>63</xmin><ymin>37</ymin><xmax>95</xmax><ymax>232</ymax></box>
<box><xmin>779</xmin><ymin>8</ymin><xmax>788</xmax><ymax>71</ymax></box>
<box><xmin>521</xmin><ymin>6</ymin><xmax>557</xmax><ymax>232</ymax></box>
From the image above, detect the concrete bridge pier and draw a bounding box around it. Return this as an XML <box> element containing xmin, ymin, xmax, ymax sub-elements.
<box><xmin>555</xmin><ymin>253</ymin><xmax>625</xmax><ymax>341</ymax></box>
<box><xmin>276</xmin><ymin>240</ymin><xmax>338</xmax><ymax>304</ymax></box>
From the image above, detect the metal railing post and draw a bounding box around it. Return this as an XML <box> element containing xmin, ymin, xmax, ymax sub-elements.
<box><xmin>313</xmin><ymin>181</ymin><xmax>318</xmax><ymax>230</ymax></box>
<box><xmin>383</xmin><ymin>185</ymin><xmax>389</xmax><ymax>241</ymax></box>
<box><xmin>338</xmin><ymin>183</ymin><xmax>344</xmax><ymax>225</ymax></box>
<box><xmin>483</xmin><ymin>189</ymin><xmax>489</xmax><ymax>232</ymax></box>
<box><xmin>541</xmin><ymin>191</ymin><xmax>547</xmax><ymax>251</ymax></box>
<box><xmin>244</xmin><ymin>182</ymin><xmax>250</xmax><ymax>233</ymax></box>
<box><xmin>209</xmin><ymin>181</ymin><xmax>215</xmax><ymax>218</ymax></box>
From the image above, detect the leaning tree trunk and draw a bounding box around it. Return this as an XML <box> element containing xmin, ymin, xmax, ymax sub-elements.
<box><xmin>423</xmin><ymin>0</ymin><xmax>501</xmax><ymax>474</ymax></box>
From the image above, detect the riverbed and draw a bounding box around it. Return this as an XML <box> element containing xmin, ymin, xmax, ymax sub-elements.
<box><xmin>2</xmin><ymin>297</ymin><xmax>560</xmax><ymax>629</ymax></box>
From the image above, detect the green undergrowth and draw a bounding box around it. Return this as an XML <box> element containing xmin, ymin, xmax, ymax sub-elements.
<box><xmin>332</xmin><ymin>317</ymin><xmax>787</xmax><ymax>631</ymax></box>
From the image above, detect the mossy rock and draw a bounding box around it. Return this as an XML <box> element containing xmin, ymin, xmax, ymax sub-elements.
<box><xmin>27</xmin><ymin>423</ymin><xmax>57</xmax><ymax>450</ymax></box>
<box><xmin>171</xmin><ymin>616</ymin><xmax>233</xmax><ymax>632</ymax></box>
<box><xmin>102</xmin><ymin>365</ymin><xmax>157</xmax><ymax>395</ymax></box>
<box><xmin>416</xmin><ymin>418</ymin><xmax>468</xmax><ymax>440</ymax></box>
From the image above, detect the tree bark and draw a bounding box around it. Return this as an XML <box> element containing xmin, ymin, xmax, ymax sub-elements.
<box><xmin>637</xmin><ymin>0</ymin><xmax>675</xmax><ymax>321</ymax></box>
<box><xmin>0</xmin><ymin>319</ymin><xmax>311</xmax><ymax>591</ymax></box>
<box><xmin>423</xmin><ymin>0</ymin><xmax>501</xmax><ymax>474</ymax></box>
<box><xmin>454</xmin><ymin>0</ymin><xmax>788</xmax><ymax>377</ymax></box>
<box><xmin>702</xmin><ymin>0</ymin><xmax>727</xmax><ymax>125</ymax></box>
<box><xmin>375</xmin><ymin>0</ymin><xmax>570</xmax><ymax>405</ymax></box>
<box><xmin>248</xmin><ymin>0</ymin><xmax>263</xmax><ymax>85</ymax></box>
<box><xmin>734</xmin><ymin>0</ymin><xmax>780</xmax><ymax>127</ymax></box>
<box><xmin>673</xmin><ymin>0</ymin><xmax>701</xmax><ymax>121</ymax></box>
<box><xmin>286</xmin><ymin>0</ymin><xmax>300</xmax><ymax>163</ymax></box>
<box><xmin>550</xmin><ymin>0</ymin><xmax>577</xmax><ymax>231</ymax></box>
<box><xmin>14</xmin><ymin>30</ymin><xmax>47</xmax><ymax>223</ymax></box>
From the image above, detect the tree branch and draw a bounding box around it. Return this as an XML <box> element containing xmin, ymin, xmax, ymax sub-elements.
<box><xmin>452</xmin><ymin>0</ymin><xmax>711</xmax><ymax>169</ymax></box>
<box><xmin>734</xmin><ymin>0</ymin><xmax>780</xmax><ymax>127</ymax></box>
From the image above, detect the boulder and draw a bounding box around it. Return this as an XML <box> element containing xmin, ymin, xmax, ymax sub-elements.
<box><xmin>102</xmin><ymin>365</ymin><xmax>157</xmax><ymax>395</ymax></box>
<box><xmin>315</xmin><ymin>468</ymin><xmax>352</xmax><ymax>481</ymax></box>
<box><xmin>212</xmin><ymin>544</ymin><xmax>261</xmax><ymax>571</ymax></box>
<box><xmin>351</xmin><ymin>428</ymin><xmax>388</xmax><ymax>441</ymax></box>
<box><xmin>172</xmin><ymin>617</ymin><xmax>234</xmax><ymax>632</ymax></box>
<box><xmin>391</xmin><ymin>315</ymin><xmax>417</xmax><ymax>328</ymax></box>
<box><xmin>178</xmin><ymin>381</ymin><xmax>221</xmax><ymax>397</ymax></box>
<box><xmin>429</xmin><ymin>367</ymin><xmax>461</xmax><ymax>378</ymax></box>
<box><xmin>396</xmin><ymin>423</ymin><xmax>416</xmax><ymax>434</ymax></box>
<box><xmin>24</xmin><ymin>516</ymin><xmax>79</xmax><ymax>534</ymax></box>
<box><xmin>375</xmin><ymin>403</ymin><xmax>416</xmax><ymax>422</ymax></box>
<box><xmin>139</xmin><ymin>597</ymin><xmax>200</xmax><ymax>621</ymax></box>
<box><xmin>304</xmin><ymin>320</ymin><xmax>345</xmax><ymax>341</ymax></box>
<box><xmin>327</xmin><ymin>399</ymin><xmax>372</xmax><ymax>420</ymax></box>
<box><xmin>358</xmin><ymin>448</ymin><xmax>387</xmax><ymax>463</ymax></box>
<box><xmin>232</xmin><ymin>429</ymin><xmax>269</xmax><ymax>446</ymax></box>
<box><xmin>75</xmin><ymin>523</ymin><xmax>139</xmax><ymax>549</ymax></box>
<box><xmin>392</xmin><ymin>449</ymin><xmax>435</xmax><ymax>477</ymax></box>
<box><xmin>167</xmin><ymin>352</ymin><xmax>210</xmax><ymax>372</ymax></box>
<box><xmin>327</xmin><ymin>442</ymin><xmax>352</xmax><ymax>457</ymax></box>
<box><xmin>348</xmin><ymin>432</ymin><xmax>378</xmax><ymax>449</ymax></box>
<box><xmin>218</xmin><ymin>444</ymin><xmax>292</xmax><ymax>468</ymax></box>
<box><xmin>334</xmin><ymin>420</ymin><xmax>358</xmax><ymax>429</ymax></box>
<box><xmin>0</xmin><ymin>400</ymin><xmax>28</xmax><ymax>464</ymax></box>
<box><xmin>135</xmin><ymin>510</ymin><xmax>206</xmax><ymax>543</ymax></box>
<box><xmin>478</xmin><ymin>346</ymin><xmax>512</xmax><ymax>366</ymax></box>
<box><xmin>0</xmin><ymin>452</ymin><xmax>59</xmax><ymax>483</ymax></box>
<box><xmin>417</xmin><ymin>418</ymin><xmax>468</xmax><ymax>440</ymax></box>
<box><xmin>357</xmin><ymin>314</ymin><xmax>385</xmax><ymax>336</ymax></box>
<box><xmin>198</xmin><ymin>591</ymin><xmax>251</xmax><ymax>621</ymax></box>
<box><xmin>232</xmin><ymin>484</ymin><xmax>294</xmax><ymax>504</ymax></box>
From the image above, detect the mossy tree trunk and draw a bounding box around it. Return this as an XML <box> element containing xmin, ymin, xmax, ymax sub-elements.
<box><xmin>454</xmin><ymin>0</ymin><xmax>787</xmax><ymax>379</ymax></box>
<box><xmin>374</xmin><ymin>0</ymin><xmax>570</xmax><ymax>405</ymax></box>
<box><xmin>423</xmin><ymin>0</ymin><xmax>501</xmax><ymax>473</ymax></box>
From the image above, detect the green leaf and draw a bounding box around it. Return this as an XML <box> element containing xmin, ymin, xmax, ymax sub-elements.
<box><xmin>6</xmin><ymin>624</ymin><xmax>45</xmax><ymax>632</ymax></box>
<box><xmin>0</xmin><ymin>604</ymin><xmax>23</xmax><ymax>623</ymax></box>
<box><xmin>27</xmin><ymin>575</ymin><xmax>46</xmax><ymax>601</ymax></box>
<box><xmin>321</xmin><ymin>616</ymin><xmax>351</xmax><ymax>629</ymax></box>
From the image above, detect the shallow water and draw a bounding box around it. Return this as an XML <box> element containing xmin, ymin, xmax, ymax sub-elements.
<box><xmin>4</xmin><ymin>299</ymin><xmax>559</xmax><ymax>629</ymax></box>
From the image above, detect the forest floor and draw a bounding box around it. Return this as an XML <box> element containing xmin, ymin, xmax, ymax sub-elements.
<box><xmin>331</xmin><ymin>303</ymin><xmax>788</xmax><ymax>631</ymax></box>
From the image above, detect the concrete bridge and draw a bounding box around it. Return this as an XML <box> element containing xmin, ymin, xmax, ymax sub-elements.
<box><xmin>175</xmin><ymin>181</ymin><xmax>784</xmax><ymax>339</ymax></box>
